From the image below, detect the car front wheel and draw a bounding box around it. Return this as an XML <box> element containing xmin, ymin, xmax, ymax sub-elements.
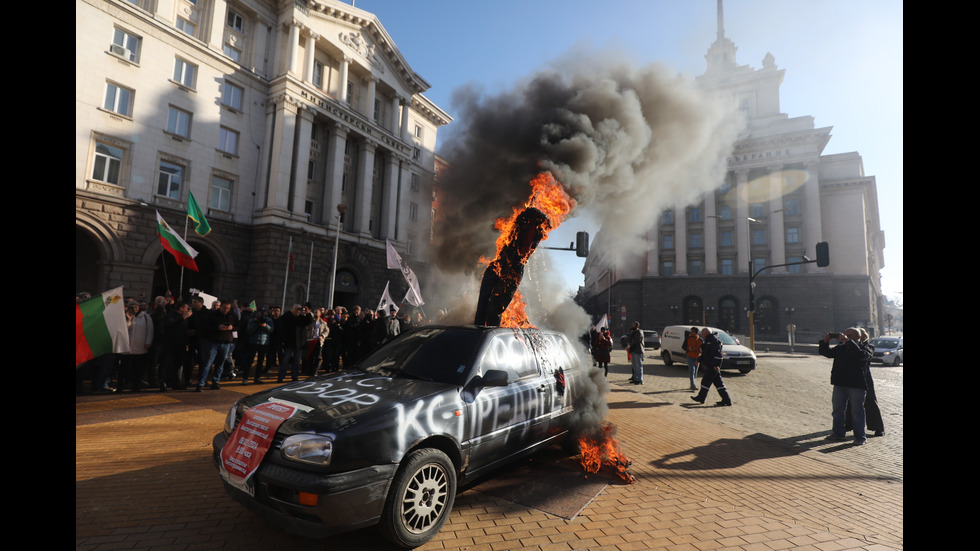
<box><xmin>662</xmin><ymin>350</ymin><xmax>673</xmax><ymax>366</ymax></box>
<box><xmin>380</xmin><ymin>448</ymin><xmax>457</xmax><ymax>548</ymax></box>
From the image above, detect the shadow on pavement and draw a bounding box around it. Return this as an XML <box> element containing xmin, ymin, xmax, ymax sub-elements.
<box><xmin>650</xmin><ymin>433</ymin><xmax>799</xmax><ymax>471</ymax></box>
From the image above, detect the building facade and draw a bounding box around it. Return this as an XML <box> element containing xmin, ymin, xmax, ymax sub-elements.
<box><xmin>581</xmin><ymin>5</ymin><xmax>885</xmax><ymax>342</ymax></box>
<box><xmin>76</xmin><ymin>0</ymin><xmax>451</xmax><ymax>309</ymax></box>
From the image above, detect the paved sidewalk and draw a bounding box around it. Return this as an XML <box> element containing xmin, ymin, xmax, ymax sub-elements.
<box><xmin>76</xmin><ymin>377</ymin><xmax>902</xmax><ymax>550</ymax></box>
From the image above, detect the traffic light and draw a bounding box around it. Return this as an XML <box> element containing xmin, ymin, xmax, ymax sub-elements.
<box><xmin>815</xmin><ymin>242</ymin><xmax>829</xmax><ymax>267</ymax></box>
<box><xmin>575</xmin><ymin>231</ymin><xmax>589</xmax><ymax>257</ymax></box>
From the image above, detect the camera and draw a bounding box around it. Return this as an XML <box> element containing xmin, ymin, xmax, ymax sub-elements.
<box><xmin>828</xmin><ymin>332</ymin><xmax>842</xmax><ymax>339</ymax></box>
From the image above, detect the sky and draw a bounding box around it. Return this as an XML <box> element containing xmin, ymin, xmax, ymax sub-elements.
<box><xmin>350</xmin><ymin>0</ymin><xmax>903</xmax><ymax>302</ymax></box>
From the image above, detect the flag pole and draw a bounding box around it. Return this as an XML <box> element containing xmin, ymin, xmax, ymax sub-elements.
<box><xmin>281</xmin><ymin>236</ymin><xmax>291</xmax><ymax>312</ymax></box>
<box><xmin>178</xmin><ymin>215</ymin><xmax>189</xmax><ymax>298</ymax></box>
<box><xmin>306</xmin><ymin>242</ymin><xmax>314</xmax><ymax>303</ymax></box>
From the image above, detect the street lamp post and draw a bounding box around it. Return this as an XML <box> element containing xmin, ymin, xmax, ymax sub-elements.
<box><xmin>326</xmin><ymin>204</ymin><xmax>347</xmax><ymax>309</ymax></box>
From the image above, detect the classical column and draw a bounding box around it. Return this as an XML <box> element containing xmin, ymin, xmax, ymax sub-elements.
<box><xmin>365</xmin><ymin>76</ymin><xmax>377</xmax><ymax>122</ymax></box>
<box><xmin>264</xmin><ymin>97</ymin><xmax>300</xmax><ymax>212</ymax></box>
<box><xmin>303</xmin><ymin>32</ymin><xmax>318</xmax><ymax>84</ymax></box>
<box><xmin>207</xmin><ymin>0</ymin><xmax>228</xmax><ymax>49</ymax></box>
<box><xmin>646</xmin><ymin>226</ymin><xmax>660</xmax><ymax>276</ymax></box>
<box><xmin>338</xmin><ymin>56</ymin><xmax>350</xmax><ymax>103</ymax></box>
<box><xmin>390</xmin><ymin>96</ymin><xmax>402</xmax><ymax>134</ymax></box>
<box><xmin>353</xmin><ymin>139</ymin><xmax>377</xmax><ymax>236</ymax></box>
<box><xmin>382</xmin><ymin>153</ymin><xmax>402</xmax><ymax>239</ymax></box>
<box><xmin>323</xmin><ymin>124</ymin><xmax>349</xmax><ymax>229</ymax></box>
<box><xmin>768</xmin><ymin>164</ymin><xmax>786</xmax><ymax>271</ymax></box>
<box><xmin>674</xmin><ymin>204</ymin><xmax>688</xmax><ymax>275</ymax></box>
<box><xmin>291</xmin><ymin>108</ymin><xmax>315</xmax><ymax>215</ymax></box>
<box><xmin>400</xmin><ymin>97</ymin><xmax>411</xmax><ymax>141</ymax></box>
<box><xmin>734</xmin><ymin>169</ymin><xmax>750</xmax><ymax>273</ymax></box>
<box><xmin>287</xmin><ymin>21</ymin><xmax>300</xmax><ymax>77</ymax></box>
<box><xmin>704</xmin><ymin>190</ymin><xmax>718</xmax><ymax>274</ymax></box>
<box><xmin>803</xmin><ymin>159</ymin><xmax>823</xmax><ymax>273</ymax></box>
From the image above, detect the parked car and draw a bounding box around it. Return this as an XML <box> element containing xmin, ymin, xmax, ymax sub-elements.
<box><xmin>659</xmin><ymin>325</ymin><xmax>757</xmax><ymax>373</ymax></box>
<box><xmin>869</xmin><ymin>336</ymin><xmax>903</xmax><ymax>366</ymax></box>
<box><xmin>619</xmin><ymin>330</ymin><xmax>661</xmax><ymax>350</ymax></box>
<box><xmin>212</xmin><ymin>326</ymin><xmax>589</xmax><ymax>548</ymax></box>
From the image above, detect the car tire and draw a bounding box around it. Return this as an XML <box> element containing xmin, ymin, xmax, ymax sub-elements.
<box><xmin>380</xmin><ymin>448</ymin><xmax>457</xmax><ymax>548</ymax></box>
<box><xmin>739</xmin><ymin>368</ymin><xmax>752</xmax><ymax>374</ymax></box>
<box><xmin>662</xmin><ymin>350</ymin><xmax>673</xmax><ymax>366</ymax></box>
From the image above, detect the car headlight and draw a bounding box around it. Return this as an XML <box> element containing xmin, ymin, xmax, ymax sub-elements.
<box><xmin>281</xmin><ymin>434</ymin><xmax>334</xmax><ymax>466</ymax></box>
<box><xmin>223</xmin><ymin>403</ymin><xmax>238</xmax><ymax>434</ymax></box>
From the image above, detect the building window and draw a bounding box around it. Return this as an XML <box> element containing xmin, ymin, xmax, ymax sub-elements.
<box><xmin>166</xmin><ymin>106</ymin><xmax>192</xmax><ymax>138</ymax></box>
<box><xmin>689</xmin><ymin>260</ymin><xmax>703</xmax><ymax>275</ymax></box>
<box><xmin>92</xmin><ymin>142</ymin><xmax>125</xmax><ymax>185</ymax></box>
<box><xmin>784</xmin><ymin>197</ymin><xmax>800</xmax><ymax>215</ymax></box>
<box><xmin>719</xmin><ymin>205</ymin><xmax>732</xmax><ymax>220</ymax></box>
<box><xmin>753</xmin><ymin>257</ymin><xmax>766</xmax><ymax>274</ymax></box>
<box><xmin>409</xmin><ymin>202</ymin><xmax>419</xmax><ymax>221</ymax></box>
<box><xmin>223</xmin><ymin>44</ymin><xmax>241</xmax><ymax>63</ymax></box>
<box><xmin>720</xmin><ymin>231</ymin><xmax>733</xmax><ymax>247</ymax></box>
<box><xmin>226</xmin><ymin>9</ymin><xmax>244</xmax><ymax>32</ymax></box>
<box><xmin>661</xmin><ymin>261</ymin><xmax>674</xmax><ymax>276</ymax></box>
<box><xmin>751</xmin><ymin>203</ymin><xmax>765</xmax><ymax>218</ymax></box>
<box><xmin>110</xmin><ymin>28</ymin><xmax>141</xmax><ymax>63</ymax></box>
<box><xmin>752</xmin><ymin>229</ymin><xmax>766</xmax><ymax>245</ymax></box>
<box><xmin>663</xmin><ymin>210</ymin><xmax>673</xmax><ymax>224</ymax></box>
<box><xmin>415</xmin><ymin>124</ymin><xmax>423</xmax><ymax>139</ymax></box>
<box><xmin>313</xmin><ymin>61</ymin><xmax>323</xmax><ymax>88</ymax></box>
<box><xmin>157</xmin><ymin>160</ymin><xmax>184</xmax><ymax>199</ymax></box>
<box><xmin>176</xmin><ymin>18</ymin><xmax>196</xmax><ymax>37</ymax></box>
<box><xmin>689</xmin><ymin>207</ymin><xmax>702</xmax><ymax>223</ymax></box>
<box><xmin>787</xmin><ymin>263</ymin><xmax>802</xmax><ymax>274</ymax></box>
<box><xmin>172</xmin><ymin>58</ymin><xmax>197</xmax><ymax>89</ymax></box>
<box><xmin>374</xmin><ymin>98</ymin><xmax>382</xmax><ymax>123</ymax></box>
<box><xmin>412</xmin><ymin>147</ymin><xmax>421</xmax><ymax>161</ymax></box>
<box><xmin>103</xmin><ymin>82</ymin><xmax>134</xmax><ymax>117</ymax></box>
<box><xmin>720</xmin><ymin>258</ymin><xmax>733</xmax><ymax>275</ymax></box>
<box><xmin>786</xmin><ymin>227</ymin><xmax>800</xmax><ymax>244</ymax></box>
<box><xmin>209</xmin><ymin>175</ymin><xmax>233</xmax><ymax>211</ymax></box>
<box><xmin>218</xmin><ymin>127</ymin><xmax>239</xmax><ymax>155</ymax></box>
<box><xmin>221</xmin><ymin>81</ymin><xmax>243</xmax><ymax>110</ymax></box>
<box><xmin>662</xmin><ymin>234</ymin><xmax>674</xmax><ymax>250</ymax></box>
<box><xmin>690</xmin><ymin>232</ymin><xmax>702</xmax><ymax>248</ymax></box>
<box><xmin>410</xmin><ymin>173</ymin><xmax>420</xmax><ymax>192</ymax></box>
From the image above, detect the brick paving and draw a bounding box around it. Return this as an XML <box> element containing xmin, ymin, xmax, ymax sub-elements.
<box><xmin>77</xmin><ymin>370</ymin><xmax>902</xmax><ymax>550</ymax></box>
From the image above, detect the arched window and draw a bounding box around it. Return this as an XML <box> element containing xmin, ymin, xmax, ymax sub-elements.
<box><xmin>719</xmin><ymin>296</ymin><xmax>739</xmax><ymax>333</ymax></box>
<box><xmin>756</xmin><ymin>296</ymin><xmax>779</xmax><ymax>333</ymax></box>
<box><xmin>682</xmin><ymin>296</ymin><xmax>703</xmax><ymax>326</ymax></box>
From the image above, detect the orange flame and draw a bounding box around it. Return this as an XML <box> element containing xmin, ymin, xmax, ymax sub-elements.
<box><xmin>484</xmin><ymin>172</ymin><xmax>576</xmax><ymax>328</ymax></box>
<box><xmin>577</xmin><ymin>421</ymin><xmax>636</xmax><ymax>484</ymax></box>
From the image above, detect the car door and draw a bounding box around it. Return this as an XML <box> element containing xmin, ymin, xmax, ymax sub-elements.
<box><xmin>462</xmin><ymin>332</ymin><xmax>549</xmax><ymax>468</ymax></box>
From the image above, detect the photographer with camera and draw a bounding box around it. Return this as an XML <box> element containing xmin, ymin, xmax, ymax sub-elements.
<box><xmin>277</xmin><ymin>303</ymin><xmax>313</xmax><ymax>383</ymax></box>
<box><xmin>819</xmin><ymin>328</ymin><xmax>872</xmax><ymax>445</ymax></box>
<box><xmin>243</xmin><ymin>307</ymin><xmax>275</xmax><ymax>384</ymax></box>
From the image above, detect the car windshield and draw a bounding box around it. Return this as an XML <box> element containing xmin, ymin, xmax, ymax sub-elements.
<box><xmin>714</xmin><ymin>332</ymin><xmax>738</xmax><ymax>345</ymax></box>
<box><xmin>870</xmin><ymin>338</ymin><xmax>900</xmax><ymax>349</ymax></box>
<box><xmin>356</xmin><ymin>328</ymin><xmax>485</xmax><ymax>386</ymax></box>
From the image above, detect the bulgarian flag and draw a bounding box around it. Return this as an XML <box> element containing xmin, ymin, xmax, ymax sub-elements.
<box><xmin>157</xmin><ymin>210</ymin><xmax>199</xmax><ymax>271</ymax></box>
<box><xmin>76</xmin><ymin>287</ymin><xmax>130</xmax><ymax>366</ymax></box>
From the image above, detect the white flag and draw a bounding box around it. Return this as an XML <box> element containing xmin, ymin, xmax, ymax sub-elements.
<box><xmin>402</xmin><ymin>287</ymin><xmax>422</xmax><ymax>307</ymax></box>
<box><xmin>595</xmin><ymin>314</ymin><xmax>609</xmax><ymax>331</ymax></box>
<box><xmin>377</xmin><ymin>281</ymin><xmax>396</xmax><ymax>314</ymax></box>
<box><xmin>386</xmin><ymin>240</ymin><xmax>424</xmax><ymax>306</ymax></box>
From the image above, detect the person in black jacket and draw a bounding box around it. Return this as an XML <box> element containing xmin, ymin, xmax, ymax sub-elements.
<box><xmin>691</xmin><ymin>328</ymin><xmax>733</xmax><ymax>406</ymax></box>
<box><xmin>819</xmin><ymin>328</ymin><xmax>871</xmax><ymax>445</ymax></box>
<box><xmin>277</xmin><ymin>304</ymin><xmax>313</xmax><ymax>383</ymax></box>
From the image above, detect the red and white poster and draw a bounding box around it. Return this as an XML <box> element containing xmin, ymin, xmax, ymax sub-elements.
<box><xmin>220</xmin><ymin>401</ymin><xmax>299</xmax><ymax>486</ymax></box>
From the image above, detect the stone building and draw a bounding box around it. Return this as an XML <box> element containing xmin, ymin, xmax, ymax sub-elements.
<box><xmin>76</xmin><ymin>0</ymin><xmax>451</xmax><ymax>309</ymax></box>
<box><xmin>581</xmin><ymin>3</ymin><xmax>885</xmax><ymax>342</ymax></box>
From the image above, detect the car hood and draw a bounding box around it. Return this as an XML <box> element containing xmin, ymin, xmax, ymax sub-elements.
<box><xmin>722</xmin><ymin>344</ymin><xmax>756</xmax><ymax>358</ymax></box>
<box><xmin>237</xmin><ymin>370</ymin><xmax>457</xmax><ymax>436</ymax></box>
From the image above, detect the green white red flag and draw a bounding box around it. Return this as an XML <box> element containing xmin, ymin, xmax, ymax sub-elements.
<box><xmin>76</xmin><ymin>287</ymin><xmax>130</xmax><ymax>366</ymax></box>
<box><xmin>157</xmin><ymin>210</ymin><xmax>199</xmax><ymax>271</ymax></box>
<box><xmin>187</xmin><ymin>191</ymin><xmax>212</xmax><ymax>236</ymax></box>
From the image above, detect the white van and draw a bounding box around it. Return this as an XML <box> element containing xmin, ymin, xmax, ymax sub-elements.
<box><xmin>660</xmin><ymin>325</ymin><xmax>757</xmax><ymax>374</ymax></box>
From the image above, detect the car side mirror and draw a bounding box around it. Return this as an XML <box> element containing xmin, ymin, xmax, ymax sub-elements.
<box><xmin>476</xmin><ymin>370</ymin><xmax>509</xmax><ymax>388</ymax></box>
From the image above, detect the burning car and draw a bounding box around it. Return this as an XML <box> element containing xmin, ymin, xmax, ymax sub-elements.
<box><xmin>212</xmin><ymin>325</ymin><xmax>589</xmax><ymax>548</ymax></box>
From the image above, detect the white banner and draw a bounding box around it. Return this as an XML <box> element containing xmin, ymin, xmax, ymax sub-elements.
<box><xmin>386</xmin><ymin>240</ymin><xmax>424</xmax><ymax>306</ymax></box>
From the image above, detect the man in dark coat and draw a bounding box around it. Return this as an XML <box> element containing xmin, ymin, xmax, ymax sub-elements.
<box><xmin>819</xmin><ymin>328</ymin><xmax>871</xmax><ymax>445</ymax></box>
<box><xmin>691</xmin><ymin>328</ymin><xmax>732</xmax><ymax>406</ymax></box>
<box><xmin>277</xmin><ymin>304</ymin><xmax>313</xmax><ymax>383</ymax></box>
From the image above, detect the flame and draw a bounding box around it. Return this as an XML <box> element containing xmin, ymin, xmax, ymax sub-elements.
<box><xmin>484</xmin><ymin>172</ymin><xmax>576</xmax><ymax>328</ymax></box>
<box><xmin>577</xmin><ymin>421</ymin><xmax>636</xmax><ymax>484</ymax></box>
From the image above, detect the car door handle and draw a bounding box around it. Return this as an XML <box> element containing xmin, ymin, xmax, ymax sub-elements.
<box><xmin>537</xmin><ymin>384</ymin><xmax>548</xmax><ymax>392</ymax></box>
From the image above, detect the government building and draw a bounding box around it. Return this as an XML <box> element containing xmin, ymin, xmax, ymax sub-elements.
<box><xmin>76</xmin><ymin>0</ymin><xmax>451</xmax><ymax>309</ymax></box>
<box><xmin>581</xmin><ymin>5</ymin><xmax>886</xmax><ymax>343</ymax></box>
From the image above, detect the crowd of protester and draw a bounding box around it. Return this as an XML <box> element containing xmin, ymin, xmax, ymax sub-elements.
<box><xmin>76</xmin><ymin>293</ymin><xmax>431</xmax><ymax>394</ymax></box>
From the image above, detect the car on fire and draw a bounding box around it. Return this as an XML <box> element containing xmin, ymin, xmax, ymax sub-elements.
<box><xmin>212</xmin><ymin>325</ymin><xmax>589</xmax><ymax>548</ymax></box>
